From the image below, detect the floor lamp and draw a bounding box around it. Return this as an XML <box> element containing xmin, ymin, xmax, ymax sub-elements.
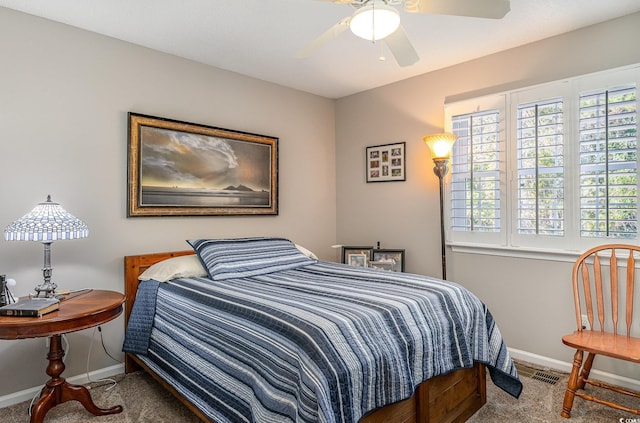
<box><xmin>423</xmin><ymin>133</ymin><xmax>458</xmax><ymax>280</ymax></box>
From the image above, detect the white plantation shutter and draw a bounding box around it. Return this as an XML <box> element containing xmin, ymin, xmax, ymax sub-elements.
<box><xmin>451</xmin><ymin>110</ymin><xmax>501</xmax><ymax>233</ymax></box>
<box><xmin>516</xmin><ymin>97</ymin><xmax>565</xmax><ymax>236</ymax></box>
<box><xmin>579</xmin><ymin>84</ymin><xmax>637</xmax><ymax>238</ymax></box>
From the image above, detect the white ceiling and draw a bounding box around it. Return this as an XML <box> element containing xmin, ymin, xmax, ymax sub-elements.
<box><xmin>2</xmin><ymin>0</ymin><xmax>640</xmax><ymax>99</ymax></box>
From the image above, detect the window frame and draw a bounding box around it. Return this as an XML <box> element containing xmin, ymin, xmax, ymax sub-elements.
<box><xmin>509</xmin><ymin>81</ymin><xmax>574</xmax><ymax>251</ymax></box>
<box><xmin>444</xmin><ymin>94</ymin><xmax>507</xmax><ymax>248</ymax></box>
<box><xmin>445</xmin><ymin>64</ymin><xmax>640</xmax><ymax>261</ymax></box>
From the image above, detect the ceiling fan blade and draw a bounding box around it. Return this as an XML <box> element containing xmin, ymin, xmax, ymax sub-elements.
<box><xmin>383</xmin><ymin>26</ymin><xmax>419</xmax><ymax>67</ymax></box>
<box><xmin>296</xmin><ymin>17</ymin><xmax>351</xmax><ymax>58</ymax></box>
<box><xmin>407</xmin><ymin>0</ymin><xmax>510</xmax><ymax>19</ymax></box>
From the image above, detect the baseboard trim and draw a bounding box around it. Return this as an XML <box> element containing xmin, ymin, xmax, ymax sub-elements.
<box><xmin>0</xmin><ymin>363</ymin><xmax>124</xmax><ymax>409</ymax></box>
<box><xmin>509</xmin><ymin>347</ymin><xmax>640</xmax><ymax>391</ymax></box>
<box><xmin>3</xmin><ymin>350</ymin><xmax>640</xmax><ymax>409</ymax></box>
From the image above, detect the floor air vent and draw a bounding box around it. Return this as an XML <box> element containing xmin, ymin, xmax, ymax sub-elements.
<box><xmin>515</xmin><ymin>363</ymin><xmax>561</xmax><ymax>385</ymax></box>
<box><xmin>531</xmin><ymin>371</ymin><xmax>560</xmax><ymax>385</ymax></box>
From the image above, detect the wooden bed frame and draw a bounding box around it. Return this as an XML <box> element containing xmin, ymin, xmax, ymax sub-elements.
<box><xmin>124</xmin><ymin>251</ymin><xmax>487</xmax><ymax>423</ymax></box>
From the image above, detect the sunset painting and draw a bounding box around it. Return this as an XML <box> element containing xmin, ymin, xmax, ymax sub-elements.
<box><xmin>128</xmin><ymin>113</ymin><xmax>278</xmax><ymax>216</ymax></box>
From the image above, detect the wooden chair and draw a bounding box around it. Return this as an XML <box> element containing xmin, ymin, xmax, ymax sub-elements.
<box><xmin>561</xmin><ymin>244</ymin><xmax>640</xmax><ymax>418</ymax></box>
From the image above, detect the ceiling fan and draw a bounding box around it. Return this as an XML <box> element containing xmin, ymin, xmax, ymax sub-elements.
<box><xmin>296</xmin><ymin>0</ymin><xmax>510</xmax><ymax>67</ymax></box>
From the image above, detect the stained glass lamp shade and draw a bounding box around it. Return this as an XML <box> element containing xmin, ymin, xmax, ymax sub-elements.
<box><xmin>4</xmin><ymin>195</ymin><xmax>89</xmax><ymax>297</ymax></box>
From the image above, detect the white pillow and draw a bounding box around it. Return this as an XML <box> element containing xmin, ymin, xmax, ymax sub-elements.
<box><xmin>295</xmin><ymin>244</ymin><xmax>318</xmax><ymax>260</ymax></box>
<box><xmin>138</xmin><ymin>255</ymin><xmax>207</xmax><ymax>282</ymax></box>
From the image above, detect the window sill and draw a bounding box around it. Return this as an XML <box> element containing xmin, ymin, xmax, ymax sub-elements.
<box><xmin>449</xmin><ymin>243</ymin><xmax>582</xmax><ymax>263</ymax></box>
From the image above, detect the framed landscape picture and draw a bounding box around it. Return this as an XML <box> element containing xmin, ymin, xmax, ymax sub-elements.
<box><xmin>366</xmin><ymin>142</ymin><xmax>406</xmax><ymax>182</ymax></box>
<box><xmin>128</xmin><ymin>113</ymin><xmax>278</xmax><ymax>216</ymax></box>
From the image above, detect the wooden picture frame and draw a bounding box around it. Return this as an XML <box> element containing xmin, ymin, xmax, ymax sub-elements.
<box><xmin>370</xmin><ymin>249</ymin><xmax>405</xmax><ymax>272</ymax></box>
<box><xmin>366</xmin><ymin>142</ymin><xmax>406</xmax><ymax>182</ymax></box>
<box><xmin>341</xmin><ymin>246</ymin><xmax>373</xmax><ymax>266</ymax></box>
<box><xmin>127</xmin><ymin>112</ymin><xmax>278</xmax><ymax>217</ymax></box>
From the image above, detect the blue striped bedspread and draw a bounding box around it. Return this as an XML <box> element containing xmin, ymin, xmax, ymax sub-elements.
<box><xmin>124</xmin><ymin>260</ymin><xmax>521</xmax><ymax>423</ymax></box>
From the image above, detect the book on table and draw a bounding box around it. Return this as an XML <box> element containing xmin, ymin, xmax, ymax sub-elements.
<box><xmin>0</xmin><ymin>298</ymin><xmax>60</xmax><ymax>317</ymax></box>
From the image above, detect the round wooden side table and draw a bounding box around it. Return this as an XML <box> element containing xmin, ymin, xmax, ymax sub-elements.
<box><xmin>0</xmin><ymin>289</ymin><xmax>125</xmax><ymax>423</ymax></box>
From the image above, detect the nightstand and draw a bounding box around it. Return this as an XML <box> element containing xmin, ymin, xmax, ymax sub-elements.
<box><xmin>0</xmin><ymin>289</ymin><xmax>125</xmax><ymax>423</ymax></box>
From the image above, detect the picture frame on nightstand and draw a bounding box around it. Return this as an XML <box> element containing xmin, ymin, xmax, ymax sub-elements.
<box><xmin>370</xmin><ymin>249</ymin><xmax>405</xmax><ymax>272</ymax></box>
<box><xmin>347</xmin><ymin>253</ymin><xmax>367</xmax><ymax>267</ymax></box>
<box><xmin>341</xmin><ymin>246</ymin><xmax>373</xmax><ymax>267</ymax></box>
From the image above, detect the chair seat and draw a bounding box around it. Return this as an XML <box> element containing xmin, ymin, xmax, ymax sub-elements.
<box><xmin>562</xmin><ymin>330</ymin><xmax>640</xmax><ymax>362</ymax></box>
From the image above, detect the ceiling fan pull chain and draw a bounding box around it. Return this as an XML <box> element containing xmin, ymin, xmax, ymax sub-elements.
<box><xmin>371</xmin><ymin>0</ymin><xmax>376</xmax><ymax>44</ymax></box>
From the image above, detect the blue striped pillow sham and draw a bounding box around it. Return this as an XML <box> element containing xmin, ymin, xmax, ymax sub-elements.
<box><xmin>188</xmin><ymin>237</ymin><xmax>316</xmax><ymax>280</ymax></box>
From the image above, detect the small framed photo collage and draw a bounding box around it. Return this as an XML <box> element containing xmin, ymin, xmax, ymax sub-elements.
<box><xmin>341</xmin><ymin>246</ymin><xmax>405</xmax><ymax>272</ymax></box>
<box><xmin>366</xmin><ymin>142</ymin><xmax>406</xmax><ymax>182</ymax></box>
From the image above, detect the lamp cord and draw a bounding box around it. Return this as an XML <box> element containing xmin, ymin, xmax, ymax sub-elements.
<box><xmin>85</xmin><ymin>326</ymin><xmax>119</xmax><ymax>391</ymax></box>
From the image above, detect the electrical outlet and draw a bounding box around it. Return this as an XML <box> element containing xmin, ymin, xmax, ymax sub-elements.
<box><xmin>581</xmin><ymin>315</ymin><xmax>590</xmax><ymax>331</ymax></box>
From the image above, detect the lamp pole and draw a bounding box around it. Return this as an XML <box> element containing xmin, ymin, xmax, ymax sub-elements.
<box><xmin>433</xmin><ymin>158</ymin><xmax>449</xmax><ymax>280</ymax></box>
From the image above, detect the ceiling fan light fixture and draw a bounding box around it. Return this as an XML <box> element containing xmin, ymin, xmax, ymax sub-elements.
<box><xmin>350</xmin><ymin>2</ymin><xmax>400</xmax><ymax>41</ymax></box>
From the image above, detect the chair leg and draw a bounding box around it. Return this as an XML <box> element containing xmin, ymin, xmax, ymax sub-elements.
<box><xmin>561</xmin><ymin>349</ymin><xmax>584</xmax><ymax>418</ymax></box>
<box><xmin>577</xmin><ymin>352</ymin><xmax>595</xmax><ymax>390</ymax></box>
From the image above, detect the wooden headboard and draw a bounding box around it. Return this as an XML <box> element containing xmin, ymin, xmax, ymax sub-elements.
<box><xmin>123</xmin><ymin>250</ymin><xmax>194</xmax><ymax>333</ymax></box>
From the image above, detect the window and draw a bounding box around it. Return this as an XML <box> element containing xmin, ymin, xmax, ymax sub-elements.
<box><xmin>451</xmin><ymin>110</ymin><xmax>501</xmax><ymax>233</ymax></box>
<box><xmin>578</xmin><ymin>85</ymin><xmax>637</xmax><ymax>238</ymax></box>
<box><xmin>445</xmin><ymin>65</ymin><xmax>639</xmax><ymax>257</ymax></box>
<box><xmin>516</xmin><ymin>97</ymin><xmax>565</xmax><ymax>237</ymax></box>
<box><xmin>446</xmin><ymin>94</ymin><xmax>506</xmax><ymax>247</ymax></box>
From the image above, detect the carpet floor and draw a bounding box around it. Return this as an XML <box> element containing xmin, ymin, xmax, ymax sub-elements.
<box><xmin>468</xmin><ymin>361</ymin><xmax>638</xmax><ymax>422</ymax></box>
<box><xmin>2</xmin><ymin>362</ymin><xmax>638</xmax><ymax>422</ymax></box>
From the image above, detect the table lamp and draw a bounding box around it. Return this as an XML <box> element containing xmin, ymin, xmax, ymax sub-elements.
<box><xmin>4</xmin><ymin>195</ymin><xmax>89</xmax><ymax>298</ymax></box>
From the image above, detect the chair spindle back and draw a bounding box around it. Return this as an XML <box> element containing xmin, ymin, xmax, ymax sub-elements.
<box><xmin>573</xmin><ymin>244</ymin><xmax>640</xmax><ymax>337</ymax></box>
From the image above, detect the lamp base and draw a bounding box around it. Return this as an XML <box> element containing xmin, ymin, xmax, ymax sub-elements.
<box><xmin>34</xmin><ymin>282</ymin><xmax>59</xmax><ymax>299</ymax></box>
<box><xmin>36</xmin><ymin>245</ymin><xmax>61</xmax><ymax>299</ymax></box>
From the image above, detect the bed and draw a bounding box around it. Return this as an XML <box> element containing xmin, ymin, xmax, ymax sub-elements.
<box><xmin>123</xmin><ymin>238</ymin><xmax>521</xmax><ymax>423</ymax></box>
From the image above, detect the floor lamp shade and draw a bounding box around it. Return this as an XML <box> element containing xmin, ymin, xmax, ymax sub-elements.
<box><xmin>423</xmin><ymin>133</ymin><xmax>457</xmax><ymax>161</ymax></box>
<box><xmin>4</xmin><ymin>195</ymin><xmax>88</xmax><ymax>297</ymax></box>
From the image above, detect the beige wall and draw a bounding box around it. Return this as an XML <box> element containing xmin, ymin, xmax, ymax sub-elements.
<box><xmin>336</xmin><ymin>12</ymin><xmax>640</xmax><ymax>378</ymax></box>
<box><xmin>0</xmin><ymin>7</ymin><xmax>335</xmax><ymax>396</ymax></box>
